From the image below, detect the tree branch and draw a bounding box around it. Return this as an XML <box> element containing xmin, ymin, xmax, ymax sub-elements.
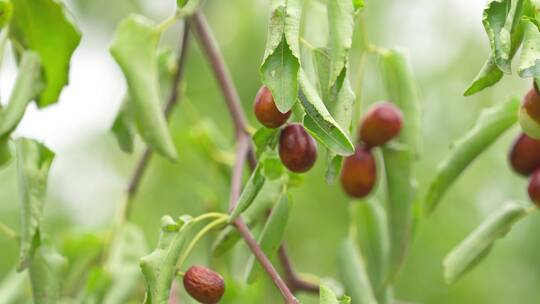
<box><xmin>190</xmin><ymin>10</ymin><xmax>303</xmax><ymax>303</ymax></box>
<box><xmin>278</xmin><ymin>246</ymin><xmax>319</xmax><ymax>294</ymax></box>
<box><xmin>123</xmin><ymin>23</ymin><xmax>191</xmax><ymax>219</ymax></box>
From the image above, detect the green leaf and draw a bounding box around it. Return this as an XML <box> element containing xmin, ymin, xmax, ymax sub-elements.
<box><xmin>378</xmin><ymin>49</ymin><xmax>422</xmax><ymax>157</ymax></box>
<box><xmin>353</xmin><ymin>198</ymin><xmax>390</xmax><ymax>293</ymax></box>
<box><xmin>110</xmin><ymin>15</ymin><xmax>177</xmax><ymax>160</ymax></box>
<box><xmin>103</xmin><ymin>224</ymin><xmax>148</xmax><ymax>304</ymax></box>
<box><xmin>482</xmin><ymin>0</ymin><xmax>525</xmax><ymax>73</ymax></box>
<box><xmin>424</xmin><ymin>97</ymin><xmax>519</xmax><ymax>214</ymax></box>
<box><xmin>320</xmin><ymin>284</ymin><xmax>351</xmax><ymax>304</ymax></box>
<box><xmin>260</xmin><ymin>0</ymin><xmax>301</xmax><ymax>113</ymax></box>
<box><xmin>0</xmin><ymin>0</ymin><xmax>13</xmax><ymax>29</ymax></box>
<box><xmin>337</xmin><ymin>237</ymin><xmax>378</xmax><ymax>304</ymax></box>
<box><xmin>382</xmin><ymin>143</ymin><xmax>415</xmax><ymax>281</ymax></box>
<box><xmin>252</xmin><ymin>127</ymin><xmax>280</xmax><ymax>158</ymax></box>
<box><xmin>312</xmin><ymin>47</ymin><xmax>331</xmax><ymax>103</ymax></box>
<box><xmin>299</xmin><ymin>70</ymin><xmax>354</xmax><ymax>156</ymax></box>
<box><xmin>463</xmin><ymin>56</ymin><xmax>504</xmax><ymax>96</ymax></box>
<box><xmin>518</xmin><ymin>19</ymin><xmax>540</xmax><ymax>77</ymax></box>
<box><xmin>327</xmin><ymin>0</ymin><xmax>355</xmax><ymax>87</ymax></box>
<box><xmin>176</xmin><ymin>0</ymin><xmax>201</xmax><ymax>17</ymax></box>
<box><xmin>140</xmin><ymin>215</ymin><xmax>193</xmax><ymax>304</ymax></box>
<box><xmin>111</xmin><ymin>97</ymin><xmax>135</xmax><ymax>154</ymax></box>
<box><xmin>10</xmin><ymin>0</ymin><xmax>81</xmax><ymax>107</ymax></box>
<box><xmin>443</xmin><ymin>202</ymin><xmax>529</xmax><ymax>284</ymax></box>
<box><xmin>262</xmin><ymin>153</ymin><xmax>285</xmax><ymax>180</ymax></box>
<box><xmin>212</xmin><ymin>179</ymin><xmax>283</xmax><ymax>256</ymax></box>
<box><xmin>352</xmin><ymin>0</ymin><xmax>365</xmax><ymax>11</ymax></box>
<box><xmin>81</xmin><ymin>267</ymin><xmax>112</xmax><ymax>304</ymax></box>
<box><xmin>16</xmin><ymin>138</ymin><xmax>54</xmax><ymax>271</ymax></box>
<box><xmin>29</xmin><ymin>237</ymin><xmax>68</xmax><ymax>304</ymax></box>
<box><xmin>0</xmin><ymin>132</ymin><xmax>11</xmax><ymax>167</ymax></box>
<box><xmin>0</xmin><ymin>268</ymin><xmax>28</xmax><ymax>303</ymax></box>
<box><xmin>0</xmin><ymin>51</ymin><xmax>43</xmax><ymax>137</ymax></box>
<box><xmin>245</xmin><ymin>192</ymin><xmax>291</xmax><ymax>283</ymax></box>
<box><xmin>229</xmin><ymin>162</ymin><xmax>267</xmax><ymax>222</ymax></box>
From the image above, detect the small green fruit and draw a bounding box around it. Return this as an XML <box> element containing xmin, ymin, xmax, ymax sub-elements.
<box><xmin>519</xmin><ymin>88</ymin><xmax>540</xmax><ymax>139</ymax></box>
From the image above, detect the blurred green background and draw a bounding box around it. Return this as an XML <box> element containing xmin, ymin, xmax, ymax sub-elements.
<box><xmin>1</xmin><ymin>0</ymin><xmax>539</xmax><ymax>303</ymax></box>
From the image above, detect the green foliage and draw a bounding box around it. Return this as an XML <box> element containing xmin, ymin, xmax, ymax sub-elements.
<box><xmin>229</xmin><ymin>163</ymin><xmax>266</xmax><ymax>221</ymax></box>
<box><xmin>319</xmin><ymin>284</ymin><xmax>351</xmax><ymax>304</ymax></box>
<box><xmin>425</xmin><ymin>97</ymin><xmax>520</xmax><ymax>214</ymax></box>
<box><xmin>0</xmin><ymin>0</ymin><xmax>13</xmax><ymax>29</ymax></box>
<box><xmin>110</xmin><ymin>15</ymin><xmax>177</xmax><ymax>160</ymax></box>
<box><xmin>16</xmin><ymin>138</ymin><xmax>54</xmax><ymax>271</ymax></box>
<box><xmin>10</xmin><ymin>0</ymin><xmax>81</xmax><ymax>107</ymax></box>
<box><xmin>337</xmin><ymin>237</ymin><xmax>377</xmax><ymax>304</ymax></box>
<box><xmin>260</xmin><ymin>0</ymin><xmax>301</xmax><ymax>113</ymax></box>
<box><xmin>28</xmin><ymin>237</ymin><xmax>68</xmax><ymax>304</ymax></box>
<box><xmin>140</xmin><ymin>216</ymin><xmax>193</xmax><ymax>304</ymax></box>
<box><xmin>245</xmin><ymin>192</ymin><xmax>291</xmax><ymax>283</ymax></box>
<box><xmin>443</xmin><ymin>203</ymin><xmax>530</xmax><ymax>284</ymax></box>
<box><xmin>518</xmin><ymin>19</ymin><xmax>540</xmax><ymax>77</ymax></box>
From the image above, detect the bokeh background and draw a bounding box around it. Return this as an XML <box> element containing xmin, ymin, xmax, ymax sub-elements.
<box><xmin>1</xmin><ymin>0</ymin><xmax>538</xmax><ymax>303</ymax></box>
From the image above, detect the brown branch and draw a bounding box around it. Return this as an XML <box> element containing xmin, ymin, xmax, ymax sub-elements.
<box><xmin>124</xmin><ymin>23</ymin><xmax>191</xmax><ymax>219</ymax></box>
<box><xmin>190</xmin><ymin>10</ymin><xmax>304</xmax><ymax>303</ymax></box>
<box><xmin>278</xmin><ymin>246</ymin><xmax>319</xmax><ymax>294</ymax></box>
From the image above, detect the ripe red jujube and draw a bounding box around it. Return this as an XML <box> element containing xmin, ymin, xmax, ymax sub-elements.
<box><xmin>519</xmin><ymin>87</ymin><xmax>540</xmax><ymax>139</ymax></box>
<box><xmin>359</xmin><ymin>102</ymin><xmax>403</xmax><ymax>148</ymax></box>
<box><xmin>279</xmin><ymin>124</ymin><xmax>317</xmax><ymax>173</ymax></box>
<box><xmin>183</xmin><ymin>266</ymin><xmax>225</xmax><ymax>304</ymax></box>
<box><xmin>340</xmin><ymin>146</ymin><xmax>377</xmax><ymax>198</ymax></box>
<box><xmin>509</xmin><ymin>133</ymin><xmax>540</xmax><ymax>176</ymax></box>
<box><xmin>528</xmin><ymin>170</ymin><xmax>540</xmax><ymax>207</ymax></box>
<box><xmin>253</xmin><ymin>86</ymin><xmax>291</xmax><ymax>128</ymax></box>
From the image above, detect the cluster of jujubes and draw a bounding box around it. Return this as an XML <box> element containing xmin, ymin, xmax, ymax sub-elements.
<box><xmin>340</xmin><ymin>102</ymin><xmax>403</xmax><ymax>198</ymax></box>
<box><xmin>253</xmin><ymin>86</ymin><xmax>317</xmax><ymax>173</ymax></box>
<box><xmin>510</xmin><ymin>87</ymin><xmax>540</xmax><ymax>207</ymax></box>
<box><xmin>183</xmin><ymin>265</ymin><xmax>225</xmax><ymax>303</ymax></box>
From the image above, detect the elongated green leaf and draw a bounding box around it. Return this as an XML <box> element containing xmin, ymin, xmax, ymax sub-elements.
<box><xmin>482</xmin><ymin>0</ymin><xmax>525</xmax><ymax>73</ymax></box>
<box><xmin>10</xmin><ymin>0</ymin><xmax>81</xmax><ymax>107</ymax></box>
<box><xmin>0</xmin><ymin>51</ymin><xmax>43</xmax><ymax>136</ymax></box>
<box><xmin>0</xmin><ymin>129</ymin><xmax>11</xmax><ymax>167</ymax></box>
<box><xmin>299</xmin><ymin>70</ymin><xmax>354</xmax><ymax>156</ymax></box>
<box><xmin>111</xmin><ymin>97</ymin><xmax>135</xmax><ymax>154</ymax></box>
<box><xmin>313</xmin><ymin>47</ymin><xmax>331</xmax><ymax>103</ymax></box>
<box><xmin>353</xmin><ymin>199</ymin><xmax>390</xmax><ymax>292</ymax></box>
<box><xmin>378</xmin><ymin>49</ymin><xmax>422</xmax><ymax>157</ymax></box>
<box><xmin>443</xmin><ymin>202</ymin><xmax>529</xmax><ymax>284</ymax></box>
<box><xmin>103</xmin><ymin>224</ymin><xmax>148</xmax><ymax>304</ymax></box>
<box><xmin>252</xmin><ymin>127</ymin><xmax>280</xmax><ymax>158</ymax></box>
<box><xmin>140</xmin><ymin>216</ymin><xmax>193</xmax><ymax>304</ymax></box>
<box><xmin>81</xmin><ymin>267</ymin><xmax>112</xmax><ymax>304</ymax></box>
<box><xmin>29</xmin><ymin>237</ymin><xmax>68</xmax><ymax>304</ymax></box>
<box><xmin>464</xmin><ymin>56</ymin><xmax>504</xmax><ymax>96</ymax></box>
<box><xmin>245</xmin><ymin>193</ymin><xmax>291</xmax><ymax>283</ymax></box>
<box><xmin>518</xmin><ymin>19</ymin><xmax>540</xmax><ymax>77</ymax></box>
<box><xmin>110</xmin><ymin>15</ymin><xmax>177</xmax><ymax>160</ymax></box>
<box><xmin>337</xmin><ymin>237</ymin><xmax>378</xmax><ymax>304</ymax></box>
<box><xmin>260</xmin><ymin>0</ymin><xmax>301</xmax><ymax>113</ymax></box>
<box><xmin>320</xmin><ymin>284</ymin><xmax>351</xmax><ymax>304</ymax></box>
<box><xmin>212</xmin><ymin>179</ymin><xmax>283</xmax><ymax>256</ymax></box>
<box><xmin>424</xmin><ymin>97</ymin><xmax>519</xmax><ymax>214</ymax></box>
<box><xmin>382</xmin><ymin>143</ymin><xmax>414</xmax><ymax>281</ymax></box>
<box><xmin>16</xmin><ymin>138</ymin><xmax>54</xmax><ymax>271</ymax></box>
<box><xmin>327</xmin><ymin>0</ymin><xmax>355</xmax><ymax>87</ymax></box>
<box><xmin>0</xmin><ymin>0</ymin><xmax>13</xmax><ymax>29</ymax></box>
<box><xmin>229</xmin><ymin>163</ymin><xmax>266</xmax><ymax>221</ymax></box>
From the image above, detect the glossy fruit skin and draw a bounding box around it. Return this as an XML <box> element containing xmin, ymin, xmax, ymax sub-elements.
<box><xmin>340</xmin><ymin>146</ymin><xmax>377</xmax><ymax>198</ymax></box>
<box><xmin>528</xmin><ymin>170</ymin><xmax>540</xmax><ymax>207</ymax></box>
<box><xmin>359</xmin><ymin>102</ymin><xmax>403</xmax><ymax>148</ymax></box>
<box><xmin>519</xmin><ymin>88</ymin><xmax>540</xmax><ymax>139</ymax></box>
<box><xmin>509</xmin><ymin>133</ymin><xmax>540</xmax><ymax>176</ymax></box>
<box><xmin>183</xmin><ymin>266</ymin><xmax>225</xmax><ymax>304</ymax></box>
<box><xmin>253</xmin><ymin>86</ymin><xmax>291</xmax><ymax>128</ymax></box>
<box><xmin>279</xmin><ymin>124</ymin><xmax>317</xmax><ymax>173</ymax></box>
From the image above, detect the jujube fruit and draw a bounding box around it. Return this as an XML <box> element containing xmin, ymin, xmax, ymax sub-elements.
<box><xmin>519</xmin><ymin>87</ymin><xmax>540</xmax><ymax>140</ymax></box>
<box><xmin>528</xmin><ymin>170</ymin><xmax>540</xmax><ymax>207</ymax></box>
<box><xmin>359</xmin><ymin>102</ymin><xmax>403</xmax><ymax>148</ymax></box>
<box><xmin>508</xmin><ymin>133</ymin><xmax>540</xmax><ymax>176</ymax></box>
<box><xmin>183</xmin><ymin>265</ymin><xmax>225</xmax><ymax>304</ymax></box>
<box><xmin>253</xmin><ymin>86</ymin><xmax>291</xmax><ymax>128</ymax></box>
<box><xmin>279</xmin><ymin>124</ymin><xmax>317</xmax><ymax>173</ymax></box>
<box><xmin>340</xmin><ymin>146</ymin><xmax>377</xmax><ymax>198</ymax></box>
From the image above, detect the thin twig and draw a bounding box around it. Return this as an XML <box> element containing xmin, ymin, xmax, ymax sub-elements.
<box><xmin>190</xmin><ymin>10</ymin><xmax>301</xmax><ymax>303</ymax></box>
<box><xmin>123</xmin><ymin>23</ymin><xmax>191</xmax><ymax>220</ymax></box>
<box><xmin>278</xmin><ymin>246</ymin><xmax>319</xmax><ymax>294</ymax></box>
<box><xmin>228</xmin><ymin>135</ymin><xmax>249</xmax><ymax>212</ymax></box>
